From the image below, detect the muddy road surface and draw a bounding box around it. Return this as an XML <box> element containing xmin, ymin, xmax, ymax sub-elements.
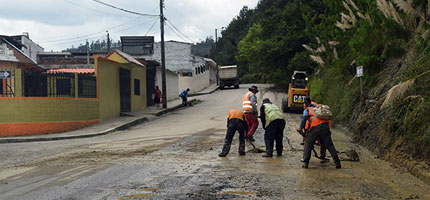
<box><xmin>0</xmin><ymin>84</ymin><xmax>429</xmax><ymax>199</ymax></box>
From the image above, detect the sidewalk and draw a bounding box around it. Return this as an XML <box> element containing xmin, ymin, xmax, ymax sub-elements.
<box><xmin>0</xmin><ymin>84</ymin><xmax>219</xmax><ymax>144</ymax></box>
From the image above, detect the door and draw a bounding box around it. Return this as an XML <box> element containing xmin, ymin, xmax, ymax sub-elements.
<box><xmin>119</xmin><ymin>68</ymin><xmax>131</xmax><ymax>112</ymax></box>
<box><xmin>146</xmin><ymin>65</ymin><xmax>156</xmax><ymax>106</ymax></box>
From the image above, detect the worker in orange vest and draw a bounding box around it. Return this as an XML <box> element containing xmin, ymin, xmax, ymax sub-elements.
<box><xmin>298</xmin><ymin>97</ymin><xmax>329</xmax><ymax>163</ymax></box>
<box><xmin>299</xmin><ymin>98</ymin><xmax>341</xmax><ymax>169</ymax></box>
<box><xmin>219</xmin><ymin>109</ymin><xmax>248</xmax><ymax>157</ymax></box>
<box><xmin>242</xmin><ymin>85</ymin><xmax>259</xmax><ymax>142</ymax></box>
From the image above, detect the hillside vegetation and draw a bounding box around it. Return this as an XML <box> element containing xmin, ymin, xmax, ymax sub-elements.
<box><xmin>214</xmin><ymin>0</ymin><xmax>430</xmax><ymax>180</ymax></box>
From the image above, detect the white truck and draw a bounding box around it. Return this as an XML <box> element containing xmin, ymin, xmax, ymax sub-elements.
<box><xmin>219</xmin><ymin>65</ymin><xmax>240</xmax><ymax>89</ymax></box>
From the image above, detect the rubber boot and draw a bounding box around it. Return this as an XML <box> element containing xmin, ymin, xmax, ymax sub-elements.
<box><xmin>218</xmin><ymin>142</ymin><xmax>231</xmax><ymax>157</ymax></box>
<box><xmin>239</xmin><ymin>142</ymin><xmax>246</xmax><ymax>156</ymax></box>
<box><xmin>335</xmin><ymin>161</ymin><xmax>341</xmax><ymax>169</ymax></box>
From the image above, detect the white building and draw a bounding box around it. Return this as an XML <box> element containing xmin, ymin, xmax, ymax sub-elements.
<box><xmin>141</xmin><ymin>40</ymin><xmax>216</xmax><ymax>93</ymax></box>
<box><xmin>8</xmin><ymin>33</ymin><xmax>44</xmax><ymax>63</ymax></box>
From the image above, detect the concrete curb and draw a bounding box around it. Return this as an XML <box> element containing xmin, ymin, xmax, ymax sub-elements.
<box><xmin>0</xmin><ymin>99</ymin><xmax>200</xmax><ymax>144</ymax></box>
<box><xmin>189</xmin><ymin>86</ymin><xmax>219</xmax><ymax>97</ymax></box>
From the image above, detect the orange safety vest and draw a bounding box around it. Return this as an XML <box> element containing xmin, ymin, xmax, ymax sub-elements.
<box><xmin>242</xmin><ymin>91</ymin><xmax>257</xmax><ymax>112</ymax></box>
<box><xmin>306</xmin><ymin>106</ymin><xmax>331</xmax><ymax>130</ymax></box>
<box><xmin>228</xmin><ymin>109</ymin><xmax>246</xmax><ymax>121</ymax></box>
<box><xmin>304</xmin><ymin>102</ymin><xmax>318</xmax><ymax>130</ymax></box>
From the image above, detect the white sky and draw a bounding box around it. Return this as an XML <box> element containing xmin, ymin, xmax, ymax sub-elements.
<box><xmin>0</xmin><ymin>0</ymin><xmax>259</xmax><ymax>52</ymax></box>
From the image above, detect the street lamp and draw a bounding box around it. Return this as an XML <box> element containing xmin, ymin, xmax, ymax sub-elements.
<box><xmin>215</xmin><ymin>27</ymin><xmax>224</xmax><ymax>85</ymax></box>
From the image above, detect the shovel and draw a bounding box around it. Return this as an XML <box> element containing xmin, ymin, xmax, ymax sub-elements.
<box><xmin>246</xmin><ymin>139</ymin><xmax>265</xmax><ymax>153</ymax></box>
<box><xmin>297</xmin><ymin>130</ymin><xmax>323</xmax><ymax>159</ymax></box>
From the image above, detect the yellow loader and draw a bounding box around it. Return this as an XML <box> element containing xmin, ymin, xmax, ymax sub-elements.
<box><xmin>281</xmin><ymin>71</ymin><xmax>310</xmax><ymax>112</ymax></box>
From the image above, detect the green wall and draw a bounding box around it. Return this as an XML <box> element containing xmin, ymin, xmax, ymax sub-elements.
<box><xmin>97</xmin><ymin>58</ymin><xmax>121</xmax><ymax>120</ymax></box>
<box><xmin>0</xmin><ymin>98</ymin><xmax>99</xmax><ymax>123</ymax></box>
<box><xmin>131</xmin><ymin>64</ymin><xmax>146</xmax><ymax>112</ymax></box>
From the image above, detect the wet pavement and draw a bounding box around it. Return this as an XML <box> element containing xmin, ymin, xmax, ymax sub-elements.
<box><xmin>0</xmin><ymin>84</ymin><xmax>429</xmax><ymax>199</ymax></box>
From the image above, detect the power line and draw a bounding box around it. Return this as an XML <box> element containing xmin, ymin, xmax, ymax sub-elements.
<box><xmin>62</xmin><ymin>0</ymin><xmax>133</xmax><ymax>18</ymax></box>
<box><xmin>44</xmin><ymin>18</ymin><xmax>157</xmax><ymax>49</ymax></box>
<box><xmin>38</xmin><ymin>17</ymin><xmax>143</xmax><ymax>43</ymax></box>
<box><xmin>165</xmin><ymin>22</ymin><xmax>188</xmax><ymax>42</ymax></box>
<box><xmin>165</xmin><ymin>19</ymin><xmax>196</xmax><ymax>43</ymax></box>
<box><xmin>49</xmin><ymin>35</ymin><xmax>106</xmax><ymax>46</ymax></box>
<box><xmin>110</xmin><ymin>18</ymin><xmax>158</xmax><ymax>34</ymax></box>
<box><xmin>91</xmin><ymin>0</ymin><xmax>159</xmax><ymax>17</ymax></box>
<box><xmin>164</xmin><ymin>7</ymin><xmax>205</xmax><ymax>35</ymax></box>
<box><xmin>145</xmin><ymin>18</ymin><xmax>159</xmax><ymax>36</ymax></box>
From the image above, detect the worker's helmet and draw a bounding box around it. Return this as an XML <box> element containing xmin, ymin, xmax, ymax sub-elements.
<box><xmin>262</xmin><ymin>98</ymin><xmax>271</xmax><ymax>104</ymax></box>
<box><xmin>304</xmin><ymin>96</ymin><xmax>311</xmax><ymax>103</ymax></box>
<box><xmin>249</xmin><ymin>85</ymin><xmax>258</xmax><ymax>93</ymax></box>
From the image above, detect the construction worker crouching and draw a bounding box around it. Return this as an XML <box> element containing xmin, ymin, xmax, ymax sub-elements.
<box><xmin>298</xmin><ymin>96</ymin><xmax>341</xmax><ymax>169</ymax></box>
<box><xmin>260</xmin><ymin>98</ymin><xmax>286</xmax><ymax>157</ymax></box>
<box><xmin>219</xmin><ymin>109</ymin><xmax>248</xmax><ymax>157</ymax></box>
<box><xmin>298</xmin><ymin>97</ymin><xmax>329</xmax><ymax>163</ymax></box>
<box><xmin>243</xmin><ymin>85</ymin><xmax>259</xmax><ymax>142</ymax></box>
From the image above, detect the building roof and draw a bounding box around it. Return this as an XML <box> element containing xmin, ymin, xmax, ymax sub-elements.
<box><xmin>37</xmin><ymin>52</ymin><xmax>72</xmax><ymax>56</ymax></box>
<box><xmin>166</xmin><ymin>40</ymin><xmax>193</xmax><ymax>45</ymax></box>
<box><xmin>110</xmin><ymin>49</ymin><xmax>145</xmax><ymax>67</ymax></box>
<box><xmin>1</xmin><ymin>38</ymin><xmax>37</xmax><ymax>64</ymax></box>
<box><xmin>46</xmin><ymin>68</ymin><xmax>95</xmax><ymax>74</ymax></box>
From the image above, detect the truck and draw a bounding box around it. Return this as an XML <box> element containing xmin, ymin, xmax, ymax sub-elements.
<box><xmin>219</xmin><ymin>65</ymin><xmax>240</xmax><ymax>89</ymax></box>
<box><xmin>281</xmin><ymin>71</ymin><xmax>310</xmax><ymax>112</ymax></box>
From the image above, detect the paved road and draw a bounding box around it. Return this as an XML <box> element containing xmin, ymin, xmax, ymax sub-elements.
<box><xmin>0</xmin><ymin>84</ymin><xmax>429</xmax><ymax>199</ymax></box>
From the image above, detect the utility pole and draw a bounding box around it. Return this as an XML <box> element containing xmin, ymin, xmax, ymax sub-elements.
<box><xmin>215</xmin><ymin>28</ymin><xmax>218</xmax><ymax>85</ymax></box>
<box><xmin>106</xmin><ymin>31</ymin><xmax>110</xmax><ymax>53</ymax></box>
<box><xmin>214</xmin><ymin>27</ymin><xmax>224</xmax><ymax>85</ymax></box>
<box><xmin>160</xmin><ymin>0</ymin><xmax>167</xmax><ymax>108</ymax></box>
<box><xmin>86</xmin><ymin>39</ymin><xmax>90</xmax><ymax>65</ymax></box>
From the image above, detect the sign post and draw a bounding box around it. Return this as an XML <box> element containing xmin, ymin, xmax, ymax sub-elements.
<box><xmin>356</xmin><ymin>66</ymin><xmax>363</xmax><ymax>96</ymax></box>
<box><xmin>0</xmin><ymin>71</ymin><xmax>11</xmax><ymax>79</ymax></box>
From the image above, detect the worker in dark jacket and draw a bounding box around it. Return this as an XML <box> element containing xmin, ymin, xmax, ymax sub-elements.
<box><xmin>179</xmin><ymin>88</ymin><xmax>190</xmax><ymax>107</ymax></box>
<box><xmin>219</xmin><ymin>109</ymin><xmax>248</xmax><ymax>157</ymax></box>
<box><xmin>260</xmin><ymin>98</ymin><xmax>286</xmax><ymax>157</ymax></box>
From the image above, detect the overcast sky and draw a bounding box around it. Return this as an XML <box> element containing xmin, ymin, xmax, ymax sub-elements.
<box><xmin>0</xmin><ymin>0</ymin><xmax>259</xmax><ymax>52</ymax></box>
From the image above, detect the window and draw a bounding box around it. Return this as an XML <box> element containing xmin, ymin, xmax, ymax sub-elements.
<box><xmin>0</xmin><ymin>79</ymin><xmax>3</xmax><ymax>96</ymax></box>
<box><xmin>134</xmin><ymin>79</ymin><xmax>140</xmax><ymax>95</ymax></box>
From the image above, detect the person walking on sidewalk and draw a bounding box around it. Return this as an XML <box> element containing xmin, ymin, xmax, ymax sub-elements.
<box><xmin>179</xmin><ymin>88</ymin><xmax>190</xmax><ymax>107</ymax></box>
<box><xmin>260</xmin><ymin>98</ymin><xmax>286</xmax><ymax>157</ymax></box>
<box><xmin>242</xmin><ymin>85</ymin><xmax>259</xmax><ymax>142</ymax></box>
<box><xmin>299</xmin><ymin>98</ymin><xmax>341</xmax><ymax>169</ymax></box>
<box><xmin>154</xmin><ymin>86</ymin><xmax>162</xmax><ymax>107</ymax></box>
<box><xmin>219</xmin><ymin>109</ymin><xmax>248</xmax><ymax>157</ymax></box>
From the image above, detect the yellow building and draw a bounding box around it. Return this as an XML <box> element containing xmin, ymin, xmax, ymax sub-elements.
<box><xmin>96</xmin><ymin>50</ymin><xmax>147</xmax><ymax>120</ymax></box>
<box><xmin>0</xmin><ymin>49</ymin><xmax>147</xmax><ymax>137</ymax></box>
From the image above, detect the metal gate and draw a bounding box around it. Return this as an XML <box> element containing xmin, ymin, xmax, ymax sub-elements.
<box><xmin>119</xmin><ymin>68</ymin><xmax>131</xmax><ymax>112</ymax></box>
<box><xmin>23</xmin><ymin>70</ymin><xmax>48</xmax><ymax>97</ymax></box>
